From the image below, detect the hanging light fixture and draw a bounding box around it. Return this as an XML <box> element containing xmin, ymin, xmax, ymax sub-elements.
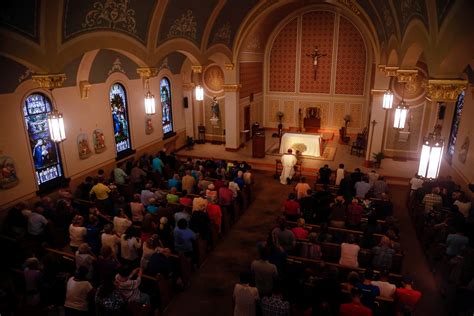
<box><xmin>382</xmin><ymin>90</ymin><xmax>394</xmax><ymax>109</ymax></box>
<box><xmin>48</xmin><ymin>89</ymin><xmax>66</xmax><ymax>142</ymax></box>
<box><xmin>144</xmin><ymin>78</ymin><xmax>156</xmax><ymax>115</ymax></box>
<box><xmin>393</xmin><ymin>83</ymin><xmax>409</xmax><ymax>129</ymax></box>
<box><xmin>417</xmin><ymin>133</ymin><xmax>444</xmax><ymax>179</ymax></box>
<box><xmin>195</xmin><ymin>84</ymin><xmax>204</xmax><ymax>101</ymax></box>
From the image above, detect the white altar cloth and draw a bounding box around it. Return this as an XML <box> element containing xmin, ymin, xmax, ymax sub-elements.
<box><xmin>279</xmin><ymin>133</ymin><xmax>321</xmax><ymax>157</ymax></box>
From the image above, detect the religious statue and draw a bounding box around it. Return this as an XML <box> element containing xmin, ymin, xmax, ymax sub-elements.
<box><xmin>306</xmin><ymin>46</ymin><xmax>327</xmax><ymax>80</ymax></box>
<box><xmin>145</xmin><ymin>117</ymin><xmax>154</xmax><ymax>135</ymax></box>
<box><xmin>0</xmin><ymin>156</ymin><xmax>19</xmax><ymax>189</ymax></box>
<box><xmin>210</xmin><ymin>96</ymin><xmax>220</xmax><ymax>126</ymax></box>
<box><xmin>93</xmin><ymin>129</ymin><xmax>106</xmax><ymax>153</ymax></box>
<box><xmin>77</xmin><ymin>133</ymin><xmax>92</xmax><ymax>159</ymax></box>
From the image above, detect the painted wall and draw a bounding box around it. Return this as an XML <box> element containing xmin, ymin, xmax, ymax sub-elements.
<box><xmin>264</xmin><ymin>10</ymin><xmax>371</xmax><ymax>133</ymax></box>
<box><xmin>0</xmin><ymin>66</ymin><xmax>185</xmax><ymax>208</ymax></box>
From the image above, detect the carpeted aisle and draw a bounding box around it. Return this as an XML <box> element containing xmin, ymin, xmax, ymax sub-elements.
<box><xmin>164</xmin><ymin>171</ymin><xmax>294</xmax><ymax>316</ymax></box>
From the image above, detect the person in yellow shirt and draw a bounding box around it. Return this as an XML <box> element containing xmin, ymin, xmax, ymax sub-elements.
<box><xmin>90</xmin><ymin>180</ymin><xmax>112</xmax><ymax>213</ymax></box>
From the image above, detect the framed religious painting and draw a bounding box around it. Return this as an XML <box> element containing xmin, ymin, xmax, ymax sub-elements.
<box><xmin>145</xmin><ymin>116</ymin><xmax>154</xmax><ymax>135</ymax></box>
<box><xmin>0</xmin><ymin>156</ymin><xmax>19</xmax><ymax>189</ymax></box>
<box><xmin>77</xmin><ymin>133</ymin><xmax>93</xmax><ymax>159</ymax></box>
<box><xmin>93</xmin><ymin>129</ymin><xmax>106</xmax><ymax>154</ymax></box>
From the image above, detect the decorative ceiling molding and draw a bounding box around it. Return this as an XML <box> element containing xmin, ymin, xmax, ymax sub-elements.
<box><xmin>136</xmin><ymin>67</ymin><xmax>158</xmax><ymax>79</ymax></box>
<box><xmin>32</xmin><ymin>74</ymin><xmax>67</xmax><ymax>89</ymax></box>
<box><xmin>337</xmin><ymin>0</ymin><xmax>361</xmax><ymax>15</ymax></box>
<box><xmin>424</xmin><ymin>79</ymin><xmax>468</xmax><ymax>102</ymax></box>
<box><xmin>396</xmin><ymin>69</ymin><xmax>418</xmax><ymax>83</ymax></box>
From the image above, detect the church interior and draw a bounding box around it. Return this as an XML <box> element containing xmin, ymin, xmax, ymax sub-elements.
<box><xmin>1</xmin><ymin>0</ymin><xmax>474</xmax><ymax>315</ymax></box>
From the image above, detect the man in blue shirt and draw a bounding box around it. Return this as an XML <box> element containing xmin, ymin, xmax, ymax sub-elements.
<box><xmin>152</xmin><ymin>155</ymin><xmax>163</xmax><ymax>174</ymax></box>
<box><xmin>446</xmin><ymin>228</ymin><xmax>469</xmax><ymax>257</ymax></box>
<box><xmin>356</xmin><ymin>269</ymin><xmax>380</xmax><ymax>310</ymax></box>
<box><xmin>173</xmin><ymin>218</ymin><xmax>196</xmax><ymax>255</ymax></box>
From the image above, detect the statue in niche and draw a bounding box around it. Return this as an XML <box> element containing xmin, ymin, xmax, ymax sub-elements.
<box><xmin>306</xmin><ymin>46</ymin><xmax>327</xmax><ymax>80</ymax></box>
<box><xmin>210</xmin><ymin>96</ymin><xmax>220</xmax><ymax>126</ymax></box>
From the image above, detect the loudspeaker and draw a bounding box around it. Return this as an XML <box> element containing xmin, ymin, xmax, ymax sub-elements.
<box><xmin>438</xmin><ymin>104</ymin><xmax>446</xmax><ymax>120</ymax></box>
<box><xmin>183</xmin><ymin>97</ymin><xmax>188</xmax><ymax>108</ymax></box>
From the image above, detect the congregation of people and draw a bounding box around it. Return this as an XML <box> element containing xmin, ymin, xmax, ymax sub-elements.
<box><xmin>233</xmin><ymin>164</ymin><xmax>422</xmax><ymax>316</ymax></box>
<box><xmin>1</xmin><ymin>150</ymin><xmax>254</xmax><ymax>315</ymax></box>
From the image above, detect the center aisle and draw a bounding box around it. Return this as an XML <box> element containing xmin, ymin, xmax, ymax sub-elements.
<box><xmin>164</xmin><ymin>171</ymin><xmax>294</xmax><ymax>316</ymax></box>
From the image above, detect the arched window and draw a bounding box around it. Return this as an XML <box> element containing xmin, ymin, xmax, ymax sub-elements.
<box><xmin>23</xmin><ymin>93</ymin><xmax>64</xmax><ymax>187</ymax></box>
<box><xmin>447</xmin><ymin>91</ymin><xmax>465</xmax><ymax>159</ymax></box>
<box><xmin>110</xmin><ymin>83</ymin><xmax>132</xmax><ymax>155</ymax></box>
<box><xmin>160</xmin><ymin>77</ymin><xmax>174</xmax><ymax>135</ymax></box>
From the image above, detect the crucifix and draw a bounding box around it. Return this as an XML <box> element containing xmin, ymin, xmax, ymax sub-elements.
<box><xmin>306</xmin><ymin>46</ymin><xmax>327</xmax><ymax>80</ymax></box>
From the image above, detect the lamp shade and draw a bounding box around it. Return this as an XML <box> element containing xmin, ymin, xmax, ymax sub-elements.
<box><xmin>417</xmin><ymin>137</ymin><xmax>443</xmax><ymax>179</ymax></box>
<box><xmin>393</xmin><ymin>102</ymin><xmax>408</xmax><ymax>129</ymax></box>
<box><xmin>195</xmin><ymin>85</ymin><xmax>204</xmax><ymax>101</ymax></box>
<box><xmin>144</xmin><ymin>91</ymin><xmax>156</xmax><ymax>115</ymax></box>
<box><xmin>48</xmin><ymin>109</ymin><xmax>66</xmax><ymax>142</ymax></box>
<box><xmin>382</xmin><ymin>90</ymin><xmax>394</xmax><ymax>109</ymax></box>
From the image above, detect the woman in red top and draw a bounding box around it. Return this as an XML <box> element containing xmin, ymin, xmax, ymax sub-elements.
<box><xmin>291</xmin><ymin>218</ymin><xmax>309</xmax><ymax>239</ymax></box>
<box><xmin>282</xmin><ymin>193</ymin><xmax>300</xmax><ymax>221</ymax></box>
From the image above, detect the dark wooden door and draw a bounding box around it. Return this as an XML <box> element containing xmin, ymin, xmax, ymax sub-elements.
<box><xmin>244</xmin><ymin>106</ymin><xmax>251</xmax><ymax>141</ymax></box>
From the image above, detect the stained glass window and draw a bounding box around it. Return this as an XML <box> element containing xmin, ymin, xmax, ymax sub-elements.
<box><xmin>160</xmin><ymin>77</ymin><xmax>174</xmax><ymax>135</ymax></box>
<box><xmin>447</xmin><ymin>91</ymin><xmax>465</xmax><ymax>158</ymax></box>
<box><xmin>110</xmin><ymin>83</ymin><xmax>132</xmax><ymax>154</ymax></box>
<box><xmin>23</xmin><ymin>93</ymin><xmax>63</xmax><ymax>186</ymax></box>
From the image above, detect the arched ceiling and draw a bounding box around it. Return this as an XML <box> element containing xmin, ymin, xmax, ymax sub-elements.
<box><xmin>0</xmin><ymin>0</ymin><xmax>469</xmax><ymax>75</ymax></box>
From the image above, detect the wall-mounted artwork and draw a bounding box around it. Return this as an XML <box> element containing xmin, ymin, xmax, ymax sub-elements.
<box><xmin>93</xmin><ymin>129</ymin><xmax>106</xmax><ymax>153</ymax></box>
<box><xmin>145</xmin><ymin>116</ymin><xmax>153</xmax><ymax>135</ymax></box>
<box><xmin>458</xmin><ymin>136</ymin><xmax>469</xmax><ymax>164</ymax></box>
<box><xmin>77</xmin><ymin>133</ymin><xmax>93</xmax><ymax>159</ymax></box>
<box><xmin>0</xmin><ymin>156</ymin><xmax>19</xmax><ymax>189</ymax></box>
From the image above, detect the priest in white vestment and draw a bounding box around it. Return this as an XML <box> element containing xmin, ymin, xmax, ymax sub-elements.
<box><xmin>280</xmin><ymin>149</ymin><xmax>298</xmax><ymax>184</ymax></box>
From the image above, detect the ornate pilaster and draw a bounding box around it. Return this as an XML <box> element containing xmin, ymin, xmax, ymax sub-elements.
<box><xmin>223</xmin><ymin>84</ymin><xmax>241</xmax><ymax>92</ymax></box>
<box><xmin>136</xmin><ymin>67</ymin><xmax>158</xmax><ymax>89</ymax></box>
<box><xmin>424</xmin><ymin>79</ymin><xmax>468</xmax><ymax>102</ymax></box>
<box><xmin>378</xmin><ymin>65</ymin><xmax>399</xmax><ymax>77</ymax></box>
<box><xmin>182</xmin><ymin>83</ymin><xmax>195</xmax><ymax>91</ymax></box>
<box><xmin>396</xmin><ymin>69</ymin><xmax>418</xmax><ymax>83</ymax></box>
<box><xmin>192</xmin><ymin>66</ymin><xmax>202</xmax><ymax>73</ymax></box>
<box><xmin>79</xmin><ymin>81</ymin><xmax>91</xmax><ymax>99</ymax></box>
<box><xmin>32</xmin><ymin>74</ymin><xmax>67</xmax><ymax>89</ymax></box>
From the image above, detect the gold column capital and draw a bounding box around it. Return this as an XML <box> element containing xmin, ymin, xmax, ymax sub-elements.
<box><xmin>136</xmin><ymin>67</ymin><xmax>158</xmax><ymax>79</ymax></box>
<box><xmin>32</xmin><ymin>74</ymin><xmax>67</xmax><ymax>89</ymax></box>
<box><xmin>192</xmin><ymin>66</ymin><xmax>202</xmax><ymax>73</ymax></box>
<box><xmin>223</xmin><ymin>84</ymin><xmax>241</xmax><ymax>92</ymax></box>
<box><xmin>378</xmin><ymin>65</ymin><xmax>399</xmax><ymax>77</ymax></box>
<box><xmin>396</xmin><ymin>69</ymin><xmax>418</xmax><ymax>83</ymax></box>
<box><xmin>424</xmin><ymin>79</ymin><xmax>468</xmax><ymax>102</ymax></box>
<box><xmin>182</xmin><ymin>83</ymin><xmax>195</xmax><ymax>91</ymax></box>
<box><xmin>224</xmin><ymin>63</ymin><xmax>234</xmax><ymax>71</ymax></box>
<box><xmin>370</xmin><ymin>89</ymin><xmax>387</xmax><ymax>95</ymax></box>
<box><xmin>79</xmin><ymin>80</ymin><xmax>91</xmax><ymax>99</ymax></box>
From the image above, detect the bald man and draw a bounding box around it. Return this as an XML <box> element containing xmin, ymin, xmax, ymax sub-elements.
<box><xmin>280</xmin><ymin>149</ymin><xmax>297</xmax><ymax>185</ymax></box>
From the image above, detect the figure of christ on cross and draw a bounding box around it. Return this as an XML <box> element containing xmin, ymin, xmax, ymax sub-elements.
<box><xmin>306</xmin><ymin>46</ymin><xmax>327</xmax><ymax>80</ymax></box>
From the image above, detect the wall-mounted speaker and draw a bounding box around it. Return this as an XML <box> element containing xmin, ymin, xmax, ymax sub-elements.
<box><xmin>438</xmin><ymin>104</ymin><xmax>446</xmax><ymax>120</ymax></box>
<box><xmin>183</xmin><ymin>97</ymin><xmax>188</xmax><ymax>108</ymax></box>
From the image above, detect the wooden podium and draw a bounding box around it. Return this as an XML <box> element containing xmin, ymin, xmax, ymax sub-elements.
<box><xmin>252</xmin><ymin>130</ymin><xmax>265</xmax><ymax>158</ymax></box>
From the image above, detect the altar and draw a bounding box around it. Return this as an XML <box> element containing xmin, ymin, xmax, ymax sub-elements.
<box><xmin>279</xmin><ymin>132</ymin><xmax>322</xmax><ymax>157</ymax></box>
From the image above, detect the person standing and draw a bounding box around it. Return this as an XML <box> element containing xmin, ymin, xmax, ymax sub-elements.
<box><xmin>318</xmin><ymin>164</ymin><xmax>332</xmax><ymax>184</ymax></box>
<box><xmin>280</xmin><ymin>149</ymin><xmax>297</xmax><ymax>185</ymax></box>
<box><xmin>335</xmin><ymin>163</ymin><xmax>345</xmax><ymax>186</ymax></box>
<box><xmin>233</xmin><ymin>272</ymin><xmax>259</xmax><ymax>316</ymax></box>
<box><xmin>294</xmin><ymin>177</ymin><xmax>311</xmax><ymax>200</ymax></box>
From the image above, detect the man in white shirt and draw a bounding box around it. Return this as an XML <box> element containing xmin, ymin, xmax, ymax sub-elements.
<box><xmin>409</xmin><ymin>174</ymin><xmax>424</xmax><ymax>191</ymax></box>
<box><xmin>371</xmin><ymin>270</ymin><xmax>396</xmax><ymax>298</ymax></box>
<box><xmin>280</xmin><ymin>149</ymin><xmax>297</xmax><ymax>185</ymax></box>
<box><xmin>339</xmin><ymin>235</ymin><xmax>360</xmax><ymax>267</ymax></box>
<box><xmin>114</xmin><ymin>163</ymin><xmax>128</xmax><ymax>185</ymax></box>
<box><xmin>233</xmin><ymin>272</ymin><xmax>259</xmax><ymax>316</ymax></box>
